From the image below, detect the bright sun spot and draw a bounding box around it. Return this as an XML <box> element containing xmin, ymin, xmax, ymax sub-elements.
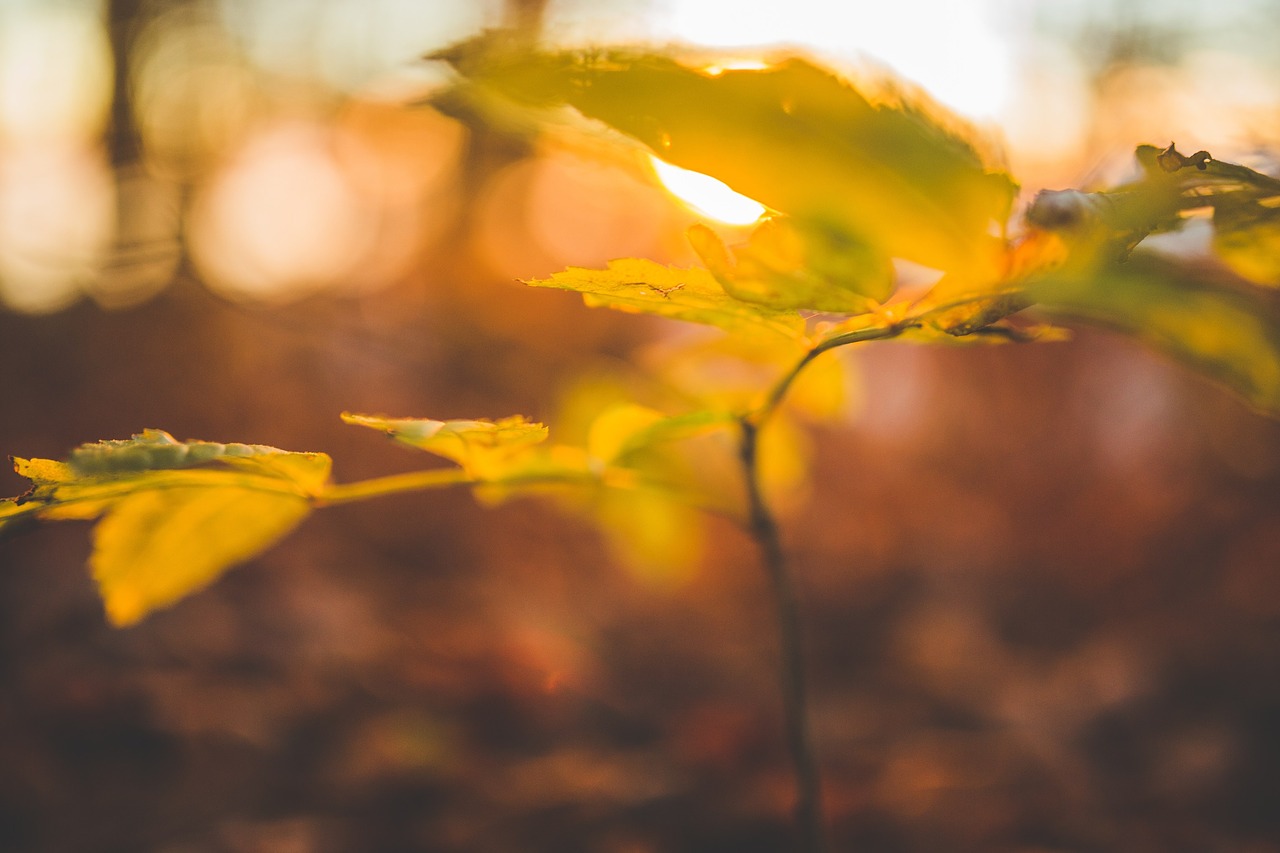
<box><xmin>649</xmin><ymin>155</ymin><xmax>766</xmax><ymax>226</ymax></box>
<box><xmin>702</xmin><ymin>59</ymin><xmax>771</xmax><ymax>76</ymax></box>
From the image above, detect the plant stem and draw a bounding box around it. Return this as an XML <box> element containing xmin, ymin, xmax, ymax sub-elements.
<box><xmin>738</xmin><ymin>415</ymin><xmax>826</xmax><ymax>853</ymax></box>
<box><xmin>316</xmin><ymin>323</ymin><xmax>917</xmax><ymax>853</ymax></box>
<box><xmin>317</xmin><ymin>468</ymin><xmax>473</xmax><ymax>505</ymax></box>
<box><xmin>317</xmin><ymin>467</ymin><xmax>637</xmax><ymax>506</ymax></box>
<box><xmin>738</xmin><ymin>321</ymin><xmax>910</xmax><ymax>852</ymax></box>
<box><xmin>749</xmin><ymin>323</ymin><xmax>907</xmax><ymax>429</ymax></box>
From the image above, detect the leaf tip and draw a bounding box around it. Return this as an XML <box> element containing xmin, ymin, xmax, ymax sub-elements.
<box><xmin>103</xmin><ymin>589</ymin><xmax>146</xmax><ymax>627</ymax></box>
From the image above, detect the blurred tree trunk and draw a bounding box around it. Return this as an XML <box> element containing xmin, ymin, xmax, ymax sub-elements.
<box><xmin>106</xmin><ymin>0</ymin><xmax>145</xmax><ymax>167</ymax></box>
<box><xmin>505</xmin><ymin>0</ymin><xmax>549</xmax><ymax>34</ymax></box>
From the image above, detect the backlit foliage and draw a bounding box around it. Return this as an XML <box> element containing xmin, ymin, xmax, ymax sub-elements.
<box><xmin>3</xmin><ymin>36</ymin><xmax>1279</xmax><ymax>636</ymax></box>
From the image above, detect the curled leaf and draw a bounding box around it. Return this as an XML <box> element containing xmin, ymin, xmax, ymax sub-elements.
<box><xmin>69</xmin><ymin>428</ymin><xmax>300</xmax><ymax>476</ymax></box>
<box><xmin>341</xmin><ymin>413</ymin><xmax>549</xmax><ymax>479</ymax></box>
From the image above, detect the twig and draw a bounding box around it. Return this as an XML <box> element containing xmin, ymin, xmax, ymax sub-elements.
<box><xmin>737</xmin><ymin>320</ymin><xmax>909</xmax><ymax>851</ymax></box>
<box><xmin>738</xmin><ymin>416</ymin><xmax>827</xmax><ymax>853</ymax></box>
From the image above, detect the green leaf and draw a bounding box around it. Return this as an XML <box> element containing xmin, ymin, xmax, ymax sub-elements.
<box><xmin>2</xmin><ymin>430</ymin><xmax>331</xmax><ymax>626</ymax></box>
<box><xmin>437</xmin><ymin>34</ymin><xmax>1017</xmax><ymax>278</ymax></box>
<box><xmin>1033</xmin><ymin>257</ymin><xmax>1280</xmax><ymax>415</ymax></box>
<box><xmin>1214</xmin><ymin>199</ymin><xmax>1280</xmax><ymax>286</ymax></box>
<box><xmin>525</xmin><ymin>258</ymin><xmax>806</xmax><ymax>339</ymax></box>
<box><xmin>688</xmin><ymin>218</ymin><xmax>891</xmax><ymax>310</ymax></box>
<box><xmin>341</xmin><ymin>413</ymin><xmax>551</xmax><ymax>479</ymax></box>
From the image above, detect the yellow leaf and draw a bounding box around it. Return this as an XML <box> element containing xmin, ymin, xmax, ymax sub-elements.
<box><xmin>757</xmin><ymin>415</ymin><xmax>813</xmax><ymax>516</ymax></box>
<box><xmin>587</xmin><ymin>404</ymin><xmax>664</xmax><ymax>465</ymax></box>
<box><xmin>587</xmin><ymin>404</ymin><xmax>736</xmax><ymax>466</ymax></box>
<box><xmin>594</xmin><ymin>488</ymin><xmax>704</xmax><ymax>585</ymax></box>
<box><xmin>341</xmin><ymin>413</ymin><xmax>549</xmax><ymax>479</ymax></box>
<box><xmin>0</xmin><ymin>499</ymin><xmax>37</xmax><ymax>528</ymax></box>
<box><xmin>90</xmin><ymin>486</ymin><xmax>311</xmax><ymax>626</ymax></box>
<box><xmin>787</xmin><ymin>346</ymin><xmax>859</xmax><ymax>423</ymax></box>
<box><xmin>69</xmin><ymin>429</ymin><xmax>318</xmax><ymax>477</ymax></box>
<box><xmin>472</xmin><ymin>444</ymin><xmax>596</xmax><ymax>507</ymax></box>
<box><xmin>12</xmin><ymin>457</ymin><xmax>75</xmax><ymax>484</ymax></box>
<box><xmin>689</xmin><ymin>218</ymin><xmax>890</xmax><ymax>310</ymax></box>
<box><xmin>2</xmin><ymin>431</ymin><xmax>333</xmax><ymax>624</ymax></box>
<box><xmin>525</xmin><ymin>259</ymin><xmax>806</xmax><ymax>340</ymax></box>
<box><xmin>221</xmin><ymin>452</ymin><xmax>332</xmax><ymax>492</ymax></box>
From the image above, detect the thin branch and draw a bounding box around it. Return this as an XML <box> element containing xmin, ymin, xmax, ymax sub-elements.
<box><xmin>748</xmin><ymin>322</ymin><xmax>908</xmax><ymax>428</ymax></box>
<box><xmin>738</xmin><ymin>415</ymin><xmax>827</xmax><ymax>853</ymax></box>
<box><xmin>736</xmin><ymin>319</ymin><xmax>915</xmax><ymax>852</ymax></box>
<box><xmin>317</xmin><ymin>468</ymin><xmax>474</xmax><ymax>505</ymax></box>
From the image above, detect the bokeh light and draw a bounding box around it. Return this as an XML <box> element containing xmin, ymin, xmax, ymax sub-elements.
<box><xmin>189</xmin><ymin>122</ymin><xmax>377</xmax><ymax>302</ymax></box>
<box><xmin>129</xmin><ymin>4</ymin><xmax>263</xmax><ymax>179</ymax></box>
<box><xmin>84</xmin><ymin>166</ymin><xmax>183</xmax><ymax>311</ymax></box>
<box><xmin>327</xmin><ymin>101</ymin><xmax>468</xmax><ymax>293</ymax></box>
<box><xmin>0</xmin><ymin>3</ymin><xmax>114</xmax><ymax>314</ymax></box>
<box><xmin>217</xmin><ymin>0</ymin><xmax>503</xmax><ymax>92</ymax></box>
<box><xmin>0</xmin><ymin>4</ymin><xmax>112</xmax><ymax>145</ymax></box>
<box><xmin>0</xmin><ymin>146</ymin><xmax>114</xmax><ymax>314</ymax></box>
<box><xmin>476</xmin><ymin>150</ymin><xmax>673</xmax><ymax>281</ymax></box>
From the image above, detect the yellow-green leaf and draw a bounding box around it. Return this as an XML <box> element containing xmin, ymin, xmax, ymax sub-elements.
<box><xmin>688</xmin><ymin>218</ymin><xmax>891</xmax><ymax>310</ymax></box>
<box><xmin>341</xmin><ymin>412</ymin><xmax>550</xmax><ymax>479</ymax></box>
<box><xmin>1033</xmin><ymin>257</ymin><xmax>1280</xmax><ymax>414</ymax></box>
<box><xmin>525</xmin><ymin>259</ymin><xmax>806</xmax><ymax>339</ymax></box>
<box><xmin>437</xmin><ymin>35</ymin><xmax>1016</xmax><ymax>278</ymax></box>
<box><xmin>1214</xmin><ymin>200</ymin><xmax>1280</xmax><ymax>286</ymax></box>
<box><xmin>587</xmin><ymin>404</ymin><xmax>736</xmax><ymax>466</ymax></box>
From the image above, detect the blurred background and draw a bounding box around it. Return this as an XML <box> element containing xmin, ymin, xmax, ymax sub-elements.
<box><xmin>2</xmin><ymin>0</ymin><xmax>1280</xmax><ymax>850</ymax></box>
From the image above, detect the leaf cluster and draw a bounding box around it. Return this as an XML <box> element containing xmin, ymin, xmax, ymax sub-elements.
<box><xmin>437</xmin><ymin>35</ymin><xmax>1280</xmax><ymax>416</ymax></box>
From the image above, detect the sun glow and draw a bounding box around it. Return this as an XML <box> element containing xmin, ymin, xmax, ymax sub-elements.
<box><xmin>649</xmin><ymin>155</ymin><xmax>766</xmax><ymax>226</ymax></box>
<box><xmin>658</xmin><ymin>0</ymin><xmax>1013</xmax><ymax>120</ymax></box>
<box><xmin>702</xmin><ymin>59</ymin><xmax>771</xmax><ymax>76</ymax></box>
